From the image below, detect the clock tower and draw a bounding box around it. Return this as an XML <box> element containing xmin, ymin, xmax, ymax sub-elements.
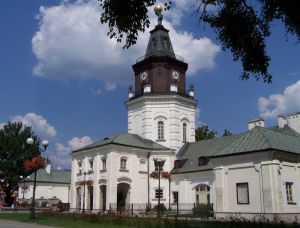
<box><xmin>125</xmin><ymin>7</ymin><xmax>198</xmax><ymax>152</ymax></box>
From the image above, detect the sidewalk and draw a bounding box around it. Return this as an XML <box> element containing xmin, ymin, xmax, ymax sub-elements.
<box><xmin>0</xmin><ymin>219</ymin><xmax>61</xmax><ymax>228</ymax></box>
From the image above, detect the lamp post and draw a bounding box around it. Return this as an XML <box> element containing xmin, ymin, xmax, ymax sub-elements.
<box><xmin>153</xmin><ymin>157</ymin><xmax>166</xmax><ymax>218</ymax></box>
<box><xmin>26</xmin><ymin>138</ymin><xmax>49</xmax><ymax>221</ymax></box>
<box><xmin>19</xmin><ymin>176</ymin><xmax>30</xmax><ymax>199</ymax></box>
<box><xmin>79</xmin><ymin>167</ymin><xmax>92</xmax><ymax>214</ymax></box>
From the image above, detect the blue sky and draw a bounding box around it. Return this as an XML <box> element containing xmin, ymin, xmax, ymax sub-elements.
<box><xmin>1</xmin><ymin>0</ymin><xmax>299</xmax><ymax>170</ymax></box>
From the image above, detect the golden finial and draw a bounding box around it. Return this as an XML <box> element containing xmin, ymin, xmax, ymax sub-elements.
<box><xmin>154</xmin><ymin>5</ymin><xmax>163</xmax><ymax>13</ymax></box>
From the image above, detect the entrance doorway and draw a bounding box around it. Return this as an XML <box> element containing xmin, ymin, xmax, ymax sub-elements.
<box><xmin>100</xmin><ymin>185</ymin><xmax>106</xmax><ymax>211</ymax></box>
<box><xmin>117</xmin><ymin>183</ymin><xmax>130</xmax><ymax>211</ymax></box>
<box><xmin>87</xmin><ymin>186</ymin><xmax>93</xmax><ymax>210</ymax></box>
<box><xmin>195</xmin><ymin>184</ymin><xmax>210</xmax><ymax>205</ymax></box>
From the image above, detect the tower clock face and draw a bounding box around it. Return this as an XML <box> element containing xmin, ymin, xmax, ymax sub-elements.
<box><xmin>172</xmin><ymin>71</ymin><xmax>179</xmax><ymax>80</ymax></box>
<box><xmin>141</xmin><ymin>71</ymin><xmax>147</xmax><ymax>81</ymax></box>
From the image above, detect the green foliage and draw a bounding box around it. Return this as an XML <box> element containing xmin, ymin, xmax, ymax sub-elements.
<box><xmin>99</xmin><ymin>0</ymin><xmax>300</xmax><ymax>83</ymax></box>
<box><xmin>99</xmin><ymin>0</ymin><xmax>172</xmax><ymax>49</ymax></box>
<box><xmin>195</xmin><ymin>125</ymin><xmax>218</xmax><ymax>141</ymax></box>
<box><xmin>0</xmin><ymin>122</ymin><xmax>41</xmax><ymax>206</ymax></box>
<box><xmin>223</xmin><ymin>129</ymin><xmax>232</xmax><ymax>137</ymax></box>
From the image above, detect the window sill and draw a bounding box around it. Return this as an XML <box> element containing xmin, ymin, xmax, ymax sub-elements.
<box><xmin>119</xmin><ymin>169</ymin><xmax>129</xmax><ymax>172</ymax></box>
<box><xmin>139</xmin><ymin>171</ymin><xmax>148</xmax><ymax>174</ymax></box>
<box><xmin>287</xmin><ymin>202</ymin><xmax>297</xmax><ymax>205</ymax></box>
<box><xmin>156</xmin><ymin>140</ymin><xmax>166</xmax><ymax>142</ymax></box>
<box><xmin>100</xmin><ymin>169</ymin><xmax>107</xmax><ymax>172</ymax></box>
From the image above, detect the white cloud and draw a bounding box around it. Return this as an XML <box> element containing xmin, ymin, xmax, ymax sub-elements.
<box><xmin>0</xmin><ymin>123</ymin><xmax>5</xmax><ymax>129</ymax></box>
<box><xmin>258</xmin><ymin>80</ymin><xmax>300</xmax><ymax>118</ymax></box>
<box><xmin>32</xmin><ymin>0</ymin><xmax>220</xmax><ymax>86</ymax></box>
<box><xmin>68</xmin><ymin>136</ymin><xmax>93</xmax><ymax>150</ymax></box>
<box><xmin>1</xmin><ymin>113</ymin><xmax>57</xmax><ymax>140</ymax></box>
<box><xmin>195</xmin><ymin>108</ymin><xmax>203</xmax><ymax>127</ymax></box>
<box><xmin>53</xmin><ymin>136</ymin><xmax>93</xmax><ymax>168</ymax></box>
<box><xmin>105</xmin><ymin>82</ymin><xmax>116</xmax><ymax>91</ymax></box>
<box><xmin>90</xmin><ymin>88</ymin><xmax>101</xmax><ymax>95</ymax></box>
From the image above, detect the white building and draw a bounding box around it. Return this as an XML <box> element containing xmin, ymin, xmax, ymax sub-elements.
<box><xmin>19</xmin><ymin>164</ymin><xmax>70</xmax><ymax>205</ymax></box>
<box><xmin>69</xmin><ymin>18</ymin><xmax>300</xmax><ymax>222</ymax></box>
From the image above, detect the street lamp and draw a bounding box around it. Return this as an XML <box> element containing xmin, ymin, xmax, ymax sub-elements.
<box><xmin>26</xmin><ymin>137</ymin><xmax>49</xmax><ymax>221</ymax></box>
<box><xmin>79</xmin><ymin>167</ymin><xmax>92</xmax><ymax>214</ymax></box>
<box><xmin>19</xmin><ymin>176</ymin><xmax>30</xmax><ymax>199</ymax></box>
<box><xmin>153</xmin><ymin>157</ymin><xmax>166</xmax><ymax>218</ymax></box>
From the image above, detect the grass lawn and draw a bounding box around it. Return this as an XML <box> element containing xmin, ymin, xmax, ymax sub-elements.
<box><xmin>0</xmin><ymin>212</ymin><xmax>299</xmax><ymax>228</ymax></box>
<box><xmin>0</xmin><ymin>213</ymin><xmax>130</xmax><ymax>228</ymax></box>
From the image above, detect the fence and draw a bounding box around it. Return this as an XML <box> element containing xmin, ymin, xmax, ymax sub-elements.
<box><xmin>69</xmin><ymin>203</ymin><xmax>213</xmax><ymax>218</ymax></box>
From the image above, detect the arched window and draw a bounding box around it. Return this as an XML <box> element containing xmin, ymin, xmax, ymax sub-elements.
<box><xmin>183</xmin><ymin>123</ymin><xmax>187</xmax><ymax>141</ymax></box>
<box><xmin>158</xmin><ymin>121</ymin><xmax>164</xmax><ymax>140</ymax></box>
<box><xmin>195</xmin><ymin>184</ymin><xmax>210</xmax><ymax>205</ymax></box>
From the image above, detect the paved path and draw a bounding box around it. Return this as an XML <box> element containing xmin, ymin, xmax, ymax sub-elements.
<box><xmin>0</xmin><ymin>219</ymin><xmax>61</xmax><ymax>228</ymax></box>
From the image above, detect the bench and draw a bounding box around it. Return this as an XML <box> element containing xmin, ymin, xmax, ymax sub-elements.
<box><xmin>18</xmin><ymin>203</ymin><xmax>31</xmax><ymax>208</ymax></box>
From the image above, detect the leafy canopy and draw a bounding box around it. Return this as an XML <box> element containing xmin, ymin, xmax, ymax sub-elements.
<box><xmin>0</xmin><ymin>122</ymin><xmax>41</xmax><ymax>205</ymax></box>
<box><xmin>195</xmin><ymin>125</ymin><xmax>218</xmax><ymax>141</ymax></box>
<box><xmin>223</xmin><ymin>129</ymin><xmax>232</xmax><ymax>136</ymax></box>
<box><xmin>99</xmin><ymin>0</ymin><xmax>300</xmax><ymax>83</ymax></box>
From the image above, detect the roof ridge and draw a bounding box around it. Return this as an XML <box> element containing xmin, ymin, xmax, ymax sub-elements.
<box><xmin>255</xmin><ymin>127</ymin><xmax>272</xmax><ymax>148</ymax></box>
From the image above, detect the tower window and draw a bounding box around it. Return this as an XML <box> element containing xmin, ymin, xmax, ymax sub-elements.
<box><xmin>183</xmin><ymin>123</ymin><xmax>187</xmax><ymax>141</ymax></box>
<box><xmin>158</xmin><ymin>121</ymin><xmax>164</xmax><ymax>140</ymax></box>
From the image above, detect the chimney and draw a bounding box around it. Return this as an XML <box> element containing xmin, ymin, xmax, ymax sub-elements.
<box><xmin>277</xmin><ymin>115</ymin><xmax>287</xmax><ymax>128</ymax></box>
<box><xmin>45</xmin><ymin>164</ymin><xmax>51</xmax><ymax>174</ymax></box>
<box><xmin>247</xmin><ymin>118</ymin><xmax>265</xmax><ymax>131</ymax></box>
<box><xmin>287</xmin><ymin>112</ymin><xmax>300</xmax><ymax>134</ymax></box>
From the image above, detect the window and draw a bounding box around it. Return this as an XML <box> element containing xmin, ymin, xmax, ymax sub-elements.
<box><xmin>155</xmin><ymin>163</ymin><xmax>163</xmax><ymax>172</ymax></box>
<box><xmin>236</xmin><ymin>183</ymin><xmax>249</xmax><ymax>204</ymax></box>
<box><xmin>155</xmin><ymin>189</ymin><xmax>163</xmax><ymax>199</ymax></box>
<box><xmin>183</xmin><ymin>123</ymin><xmax>187</xmax><ymax>141</ymax></box>
<box><xmin>174</xmin><ymin>160</ymin><xmax>182</xmax><ymax>169</ymax></box>
<box><xmin>78</xmin><ymin>162</ymin><xmax>82</xmax><ymax>174</ymax></box>
<box><xmin>102</xmin><ymin>159</ymin><xmax>106</xmax><ymax>170</ymax></box>
<box><xmin>195</xmin><ymin>184</ymin><xmax>210</xmax><ymax>204</ymax></box>
<box><xmin>173</xmin><ymin>192</ymin><xmax>178</xmax><ymax>203</ymax></box>
<box><xmin>158</xmin><ymin>121</ymin><xmax>164</xmax><ymax>140</ymax></box>
<box><xmin>89</xmin><ymin>161</ymin><xmax>93</xmax><ymax>171</ymax></box>
<box><xmin>286</xmin><ymin>182</ymin><xmax>294</xmax><ymax>204</ymax></box>
<box><xmin>198</xmin><ymin>157</ymin><xmax>208</xmax><ymax>166</ymax></box>
<box><xmin>120</xmin><ymin>159</ymin><xmax>127</xmax><ymax>170</ymax></box>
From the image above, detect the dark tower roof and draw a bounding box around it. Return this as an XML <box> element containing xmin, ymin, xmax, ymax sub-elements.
<box><xmin>136</xmin><ymin>24</ymin><xmax>183</xmax><ymax>63</ymax></box>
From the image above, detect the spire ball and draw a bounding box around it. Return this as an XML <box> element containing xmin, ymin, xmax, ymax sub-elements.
<box><xmin>154</xmin><ymin>5</ymin><xmax>162</xmax><ymax>13</ymax></box>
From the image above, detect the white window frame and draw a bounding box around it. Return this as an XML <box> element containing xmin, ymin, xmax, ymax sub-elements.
<box><xmin>236</xmin><ymin>183</ymin><xmax>249</xmax><ymax>204</ymax></box>
<box><xmin>157</xmin><ymin>121</ymin><xmax>164</xmax><ymax>140</ymax></box>
<box><xmin>102</xmin><ymin>159</ymin><xmax>106</xmax><ymax>170</ymax></box>
<box><xmin>120</xmin><ymin>158</ymin><xmax>127</xmax><ymax>170</ymax></box>
<box><xmin>286</xmin><ymin>182</ymin><xmax>295</xmax><ymax>204</ymax></box>
<box><xmin>183</xmin><ymin>123</ymin><xmax>187</xmax><ymax>142</ymax></box>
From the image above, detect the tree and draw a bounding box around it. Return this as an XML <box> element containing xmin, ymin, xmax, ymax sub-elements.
<box><xmin>195</xmin><ymin>125</ymin><xmax>218</xmax><ymax>141</ymax></box>
<box><xmin>0</xmin><ymin>122</ymin><xmax>41</xmax><ymax>206</ymax></box>
<box><xmin>98</xmin><ymin>0</ymin><xmax>300</xmax><ymax>83</ymax></box>
<box><xmin>223</xmin><ymin>129</ymin><xmax>232</xmax><ymax>136</ymax></box>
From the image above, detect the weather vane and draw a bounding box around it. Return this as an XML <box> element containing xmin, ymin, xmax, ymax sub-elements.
<box><xmin>154</xmin><ymin>5</ymin><xmax>163</xmax><ymax>25</ymax></box>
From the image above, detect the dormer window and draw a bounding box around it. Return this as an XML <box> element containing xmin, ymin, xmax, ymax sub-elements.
<box><xmin>174</xmin><ymin>160</ymin><xmax>182</xmax><ymax>169</ymax></box>
<box><xmin>198</xmin><ymin>157</ymin><xmax>208</xmax><ymax>166</ymax></box>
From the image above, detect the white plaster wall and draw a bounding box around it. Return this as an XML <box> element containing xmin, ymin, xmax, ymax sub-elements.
<box><xmin>20</xmin><ymin>183</ymin><xmax>70</xmax><ymax>203</ymax></box>
<box><xmin>69</xmin><ymin>145</ymin><xmax>174</xmax><ymax>210</ymax></box>
<box><xmin>126</xmin><ymin>95</ymin><xmax>197</xmax><ymax>152</ymax></box>
<box><xmin>281</xmin><ymin>164</ymin><xmax>300</xmax><ymax>212</ymax></box>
